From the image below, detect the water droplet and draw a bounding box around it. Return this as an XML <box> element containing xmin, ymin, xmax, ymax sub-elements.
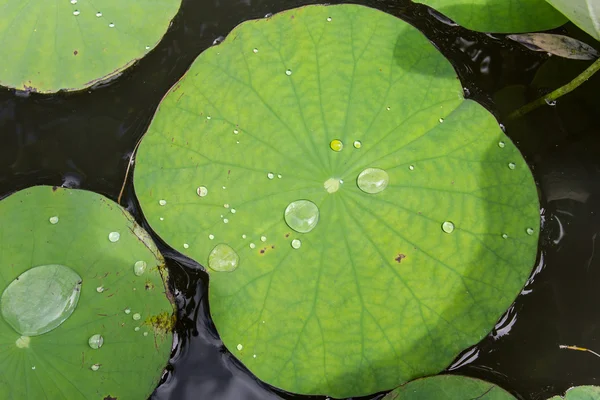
<box><xmin>208</xmin><ymin>244</ymin><xmax>240</xmax><ymax>272</ymax></box>
<box><xmin>145</xmin><ymin>45</ymin><xmax>150</xmax><ymax>50</ymax></box>
<box><xmin>353</xmin><ymin>140</ymin><xmax>362</xmax><ymax>149</ymax></box>
<box><xmin>441</xmin><ymin>221</ymin><xmax>455</xmax><ymax>234</ymax></box>
<box><xmin>133</xmin><ymin>313</ymin><xmax>141</xmax><ymax>321</ymax></box>
<box><xmin>233</xmin><ymin>129</ymin><xmax>239</xmax><ymax>134</ymax></box>
<box><xmin>253</xmin><ymin>48</ymin><xmax>258</xmax><ymax>53</ymax></box>
<box><xmin>267</xmin><ymin>172</ymin><xmax>274</xmax><ymax>179</ymax></box>
<box><xmin>88</xmin><ymin>334</ymin><xmax>104</xmax><ymax>349</ymax></box>
<box><xmin>108</xmin><ymin>22</ymin><xmax>115</xmax><ymax>28</ymax></box>
<box><xmin>143</xmin><ymin>332</ymin><xmax>148</xmax><ymax>336</ymax></box>
<box><xmin>329</xmin><ymin>139</ymin><xmax>343</xmax><ymax>152</ymax></box>
<box><xmin>291</xmin><ymin>239</ymin><xmax>302</xmax><ymax>249</ymax></box>
<box><xmin>222</xmin><ymin>186</ymin><xmax>227</xmax><ymax>190</ymax></box>
<box><xmin>134</xmin><ymin>327</ymin><xmax>140</xmax><ymax>331</ymax></box>
<box><xmin>183</xmin><ymin>243</ymin><xmax>189</xmax><ymax>249</ymax></box>
<box><xmin>526</xmin><ymin>228</ymin><xmax>534</xmax><ymax>235</ymax></box>
<box><xmin>0</xmin><ymin>264</ymin><xmax>82</xmax><ymax>336</ymax></box>
<box><xmin>545</xmin><ymin>99</ymin><xmax>557</xmax><ymax>106</ymax></box>
<box><xmin>502</xmin><ymin>233</ymin><xmax>508</xmax><ymax>239</ymax></box>
<box><xmin>96</xmin><ymin>286</ymin><xmax>104</xmax><ymax>293</ymax></box>
<box><xmin>439</xmin><ymin>118</ymin><xmax>444</xmax><ymax>123</ymax></box>
<box><xmin>124</xmin><ymin>308</ymin><xmax>131</xmax><ymax>314</ymax></box>
<box><xmin>197</xmin><ymin>186</ymin><xmax>208</xmax><ymax>197</ymax></box>
<box><xmin>16</xmin><ymin>336</ymin><xmax>30</xmax><ymax>348</ymax></box>
<box><xmin>223</xmin><ymin>218</ymin><xmax>229</xmax><ymax>224</ymax></box>
<box><xmin>250</xmin><ymin>243</ymin><xmax>256</xmax><ymax>249</ymax></box>
<box><xmin>260</xmin><ymin>236</ymin><xmax>267</xmax><ymax>242</ymax></box>
<box><xmin>159</xmin><ymin>199</ymin><xmax>167</xmax><ymax>206</ymax></box>
<box><xmin>357</xmin><ymin>168</ymin><xmax>389</xmax><ymax>194</ymax></box>
<box><xmin>327</xmin><ymin>17</ymin><xmax>332</xmax><ymax>21</ymax></box>
<box><xmin>91</xmin><ymin>364</ymin><xmax>100</xmax><ymax>371</ymax></box>
<box><xmin>463</xmin><ymin>87</ymin><xmax>471</xmax><ymax>97</ymax></box>
<box><xmin>49</xmin><ymin>216</ymin><xmax>59</xmax><ymax>224</ymax></box>
<box><xmin>285</xmin><ymin>69</ymin><xmax>292</xmax><ymax>76</ymax></box>
<box><xmin>284</xmin><ymin>200</ymin><xmax>319</xmax><ymax>233</ymax></box>
<box><xmin>160</xmin><ymin>217</ymin><xmax>164</xmax><ymax>221</ymax></box>
<box><xmin>70</xmin><ymin>0</ymin><xmax>77</xmax><ymax>3</ymax></box>
<box><xmin>32</xmin><ymin>366</ymin><xmax>35</xmax><ymax>370</ymax></box>
<box><xmin>409</xmin><ymin>165</ymin><xmax>414</xmax><ymax>171</ymax></box>
<box><xmin>253</xmin><ymin>354</ymin><xmax>257</xmax><ymax>358</ymax></box>
<box><xmin>206</xmin><ymin>116</ymin><xmax>211</xmax><ymax>120</ymax></box>
<box><xmin>386</xmin><ymin>106</ymin><xmax>391</xmax><ymax>111</ymax></box>
<box><xmin>237</xmin><ymin>344</ymin><xmax>243</xmax><ymax>351</ymax></box>
<box><xmin>231</xmin><ymin>208</ymin><xmax>236</xmax><ymax>214</ymax></box>
<box><xmin>277</xmin><ymin>174</ymin><xmax>282</xmax><ymax>179</ymax></box>
<box><xmin>324</xmin><ymin>178</ymin><xmax>340</xmax><ymax>194</ymax></box>
<box><xmin>96</xmin><ymin>11</ymin><xmax>102</xmax><ymax>17</ymax></box>
<box><xmin>108</xmin><ymin>232</ymin><xmax>120</xmax><ymax>242</ymax></box>
<box><xmin>499</xmin><ymin>123</ymin><xmax>506</xmax><ymax>132</ymax></box>
<box><xmin>498</xmin><ymin>141</ymin><xmax>505</xmax><ymax>148</ymax></box>
<box><xmin>508</xmin><ymin>162</ymin><xmax>516</xmax><ymax>170</ymax></box>
<box><xmin>73</xmin><ymin>10</ymin><xmax>80</xmax><ymax>16</ymax></box>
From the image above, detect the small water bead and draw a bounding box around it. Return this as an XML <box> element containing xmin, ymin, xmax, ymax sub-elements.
<box><xmin>183</xmin><ymin>243</ymin><xmax>189</xmax><ymax>249</ymax></box>
<box><xmin>327</xmin><ymin>17</ymin><xmax>332</xmax><ymax>21</ymax></box>
<box><xmin>49</xmin><ymin>216</ymin><xmax>59</xmax><ymax>224</ymax></box>
<box><xmin>285</xmin><ymin>69</ymin><xmax>292</xmax><ymax>76</ymax></box>
<box><xmin>250</xmin><ymin>243</ymin><xmax>256</xmax><ymax>249</ymax></box>
<box><xmin>134</xmin><ymin>260</ymin><xmax>147</xmax><ymax>276</ymax></box>
<box><xmin>439</xmin><ymin>118</ymin><xmax>444</xmax><ymax>123</ymax></box>
<box><xmin>260</xmin><ymin>236</ymin><xmax>267</xmax><ymax>242</ymax></box>
<box><xmin>409</xmin><ymin>165</ymin><xmax>414</xmax><ymax>171</ymax></box>
<box><xmin>324</xmin><ymin>178</ymin><xmax>340</xmax><ymax>194</ymax></box>
<box><xmin>133</xmin><ymin>313</ymin><xmax>141</xmax><ymax>321</ymax></box>
<box><xmin>96</xmin><ymin>11</ymin><xmax>102</xmax><ymax>17</ymax></box>
<box><xmin>208</xmin><ymin>244</ymin><xmax>240</xmax><ymax>272</ymax></box>
<box><xmin>209</xmin><ymin>234</ymin><xmax>215</xmax><ymax>240</ymax></box>
<box><xmin>498</xmin><ymin>141</ymin><xmax>505</xmax><ymax>148</ymax></box>
<box><xmin>124</xmin><ymin>308</ymin><xmax>131</xmax><ymax>314</ymax></box>
<box><xmin>96</xmin><ymin>286</ymin><xmax>104</xmax><ymax>293</ymax></box>
<box><xmin>73</xmin><ymin>10</ymin><xmax>80</xmax><ymax>16</ymax></box>
<box><xmin>441</xmin><ymin>221</ymin><xmax>455</xmax><ymax>234</ymax></box>
<box><xmin>291</xmin><ymin>239</ymin><xmax>302</xmax><ymax>249</ymax></box>
<box><xmin>508</xmin><ymin>162</ymin><xmax>516</xmax><ymax>170</ymax></box>
<box><xmin>231</xmin><ymin>208</ymin><xmax>236</xmax><ymax>214</ymax></box>
<box><xmin>499</xmin><ymin>123</ymin><xmax>506</xmax><ymax>132</ymax></box>
<box><xmin>357</xmin><ymin>168</ymin><xmax>389</xmax><ymax>194</ymax></box>
<box><xmin>237</xmin><ymin>344</ymin><xmax>243</xmax><ymax>351</ymax></box>
<box><xmin>386</xmin><ymin>106</ymin><xmax>391</xmax><ymax>111</ymax></box>
<box><xmin>108</xmin><ymin>232</ymin><xmax>120</xmax><ymax>242</ymax></box>
<box><xmin>196</xmin><ymin>186</ymin><xmax>208</xmax><ymax>197</ymax></box>
<box><xmin>330</xmin><ymin>139</ymin><xmax>343</xmax><ymax>152</ymax></box>
<box><xmin>353</xmin><ymin>140</ymin><xmax>362</xmax><ymax>149</ymax></box>
<box><xmin>526</xmin><ymin>228</ymin><xmax>535</xmax><ymax>235</ymax></box>
<box><xmin>91</xmin><ymin>364</ymin><xmax>100</xmax><ymax>371</ymax></box>
<box><xmin>502</xmin><ymin>233</ymin><xmax>509</xmax><ymax>239</ymax></box>
<box><xmin>145</xmin><ymin>45</ymin><xmax>150</xmax><ymax>50</ymax></box>
<box><xmin>108</xmin><ymin>22</ymin><xmax>115</xmax><ymax>28</ymax></box>
<box><xmin>223</xmin><ymin>218</ymin><xmax>229</xmax><ymax>224</ymax></box>
<box><xmin>545</xmin><ymin>99</ymin><xmax>557</xmax><ymax>106</ymax></box>
<box><xmin>134</xmin><ymin>327</ymin><xmax>140</xmax><ymax>332</ymax></box>
<box><xmin>284</xmin><ymin>200</ymin><xmax>320</xmax><ymax>233</ymax></box>
<box><xmin>88</xmin><ymin>334</ymin><xmax>104</xmax><ymax>349</ymax></box>
<box><xmin>206</xmin><ymin>116</ymin><xmax>212</xmax><ymax>120</ymax></box>
<box><xmin>143</xmin><ymin>332</ymin><xmax>148</xmax><ymax>336</ymax></box>
<box><xmin>70</xmin><ymin>0</ymin><xmax>77</xmax><ymax>3</ymax></box>
<box><xmin>1</xmin><ymin>265</ymin><xmax>82</xmax><ymax>336</ymax></box>
<box><xmin>277</xmin><ymin>174</ymin><xmax>282</xmax><ymax>179</ymax></box>
<box><xmin>267</xmin><ymin>172</ymin><xmax>274</xmax><ymax>179</ymax></box>
<box><xmin>159</xmin><ymin>199</ymin><xmax>167</xmax><ymax>206</ymax></box>
<box><xmin>16</xmin><ymin>336</ymin><xmax>30</xmax><ymax>348</ymax></box>
<box><xmin>253</xmin><ymin>48</ymin><xmax>258</xmax><ymax>53</ymax></box>
<box><xmin>242</xmin><ymin>234</ymin><xmax>247</xmax><ymax>239</ymax></box>
<box><xmin>233</xmin><ymin>129</ymin><xmax>239</xmax><ymax>134</ymax></box>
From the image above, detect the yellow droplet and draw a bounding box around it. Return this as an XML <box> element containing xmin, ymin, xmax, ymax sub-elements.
<box><xmin>329</xmin><ymin>139</ymin><xmax>343</xmax><ymax>152</ymax></box>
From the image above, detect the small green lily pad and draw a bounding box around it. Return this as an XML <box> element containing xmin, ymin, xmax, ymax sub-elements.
<box><xmin>134</xmin><ymin>4</ymin><xmax>540</xmax><ymax>397</ymax></box>
<box><xmin>0</xmin><ymin>0</ymin><xmax>182</xmax><ymax>92</ymax></box>
<box><xmin>416</xmin><ymin>0</ymin><xmax>567</xmax><ymax>32</ymax></box>
<box><xmin>0</xmin><ymin>186</ymin><xmax>174</xmax><ymax>399</ymax></box>
<box><xmin>382</xmin><ymin>375</ymin><xmax>516</xmax><ymax>399</ymax></box>
<box><xmin>548</xmin><ymin>386</ymin><xmax>600</xmax><ymax>399</ymax></box>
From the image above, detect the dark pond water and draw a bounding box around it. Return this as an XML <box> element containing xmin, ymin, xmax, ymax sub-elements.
<box><xmin>1</xmin><ymin>0</ymin><xmax>599</xmax><ymax>399</ymax></box>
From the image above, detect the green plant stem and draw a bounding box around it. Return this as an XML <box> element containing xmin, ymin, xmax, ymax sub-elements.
<box><xmin>508</xmin><ymin>57</ymin><xmax>600</xmax><ymax>120</ymax></box>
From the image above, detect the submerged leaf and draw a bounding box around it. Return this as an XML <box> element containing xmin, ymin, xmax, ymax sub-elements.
<box><xmin>508</xmin><ymin>33</ymin><xmax>599</xmax><ymax>60</ymax></box>
<box><xmin>383</xmin><ymin>375</ymin><xmax>516</xmax><ymax>399</ymax></box>
<box><xmin>135</xmin><ymin>4</ymin><xmax>540</xmax><ymax>397</ymax></box>
<box><xmin>0</xmin><ymin>186</ymin><xmax>174</xmax><ymax>399</ymax></box>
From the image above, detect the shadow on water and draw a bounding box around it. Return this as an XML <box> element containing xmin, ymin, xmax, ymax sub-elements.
<box><xmin>0</xmin><ymin>0</ymin><xmax>599</xmax><ymax>399</ymax></box>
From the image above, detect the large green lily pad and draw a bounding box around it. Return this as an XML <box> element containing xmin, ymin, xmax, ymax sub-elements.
<box><xmin>382</xmin><ymin>375</ymin><xmax>516</xmax><ymax>399</ymax></box>
<box><xmin>416</xmin><ymin>0</ymin><xmax>567</xmax><ymax>32</ymax></box>
<box><xmin>0</xmin><ymin>0</ymin><xmax>181</xmax><ymax>93</ymax></box>
<box><xmin>134</xmin><ymin>4</ymin><xmax>540</xmax><ymax>397</ymax></box>
<box><xmin>548</xmin><ymin>386</ymin><xmax>600</xmax><ymax>400</ymax></box>
<box><xmin>0</xmin><ymin>186</ymin><xmax>174</xmax><ymax>399</ymax></box>
<box><xmin>545</xmin><ymin>0</ymin><xmax>600</xmax><ymax>41</ymax></box>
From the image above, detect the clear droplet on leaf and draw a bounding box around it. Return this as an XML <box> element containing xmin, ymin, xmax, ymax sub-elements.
<box><xmin>442</xmin><ymin>221</ymin><xmax>455</xmax><ymax>234</ymax></box>
<box><xmin>208</xmin><ymin>244</ymin><xmax>240</xmax><ymax>272</ymax></box>
<box><xmin>49</xmin><ymin>216</ymin><xmax>59</xmax><ymax>224</ymax></box>
<box><xmin>330</xmin><ymin>139</ymin><xmax>343</xmax><ymax>152</ymax></box>
<box><xmin>108</xmin><ymin>232</ymin><xmax>120</xmax><ymax>242</ymax></box>
<box><xmin>284</xmin><ymin>200</ymin><xmax>319</xmax><ymax>233</ymax></box>
<box><xmin>353</xmin><ymin>140</ymin><xmax>362</xmax><ymax>149</ymax></box>
<box><xmin>498</xmin><ymin>141</ymin><xmax>505</xmax><ymax>148</ymax></box>
<box><xmin>508</xmin><ymin>162</ymin><xmax>516</xmax><ymax>170</ymax></box>
<box><xmin>357</xmin><ymin>168</ymin><xmax>389</xmax><ymax>194</ymax></box>
<box><xmin>285</xmin><ymin>69</ymin><xmax>292</xmax><ymax>76</ymax></box>
<box><xmin>0</xmin><ymin>264</ymin><xmax>82</xmax><ymax>336</ymax></box>
<box><xmin>196</xmin><ymin>186</ymin><xmax>208</xmax><ymax>197</ymax></box>
<box><xmin>134</xmin><ymin>261</ymin><xmax>147</xmax><ymax>276</ymax></box>
<box><xmin>526</xmin><ymin>228</ymin><xmax>534</xmax><ymax>235</ymax></box>
<box><xmin>291</xmin><ymin>239</ymin><xmax>302</xmax><ymax>249</ymax></box>
<box><xmin>88</xmin><ymin>334</ymin><xmax>104</xmax><ymax>349</ymax></box>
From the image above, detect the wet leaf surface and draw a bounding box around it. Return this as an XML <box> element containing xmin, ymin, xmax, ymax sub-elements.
<box><xmin>382</xmin><ymin>375</ymin><xmax>516</xmax><ymax>399</ymax></box>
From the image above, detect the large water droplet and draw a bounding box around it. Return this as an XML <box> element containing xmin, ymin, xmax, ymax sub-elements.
<box><xmin>284</xmin><ymin>200</ymin><xmax>319</xmax><ymax>233</ymax></box>
<box><xmin>208</xmin><ymin>244</ymin><xmax>240</xmax><ymax>272</ymax></box>
<box><xmin>357</xmin><ymin>168</ymin><xmax>389</xmax><ymax>194</ymax></box>
<box><xmin>330</xmin><ymin>139</ymin><xmax>343</xmax><ymax>152</ymax></box>
<box><xmin>133</xmin><ymin>260</ymin><xmax>147</xmax><ymax>276</ymax></box>
<box><xmin>0</xmin><ymin>264</ymin><xmax>82</xmax><ymax>336</ymax></box>
<box><xmin>88</xmin><ymin>334</ymin><xmax>104</xmax><ymax>349</ymax></box>
<box><xmin>441</xmin><ymin>221</ymin><xmax>455</xmax><ymax>234</ymax></box>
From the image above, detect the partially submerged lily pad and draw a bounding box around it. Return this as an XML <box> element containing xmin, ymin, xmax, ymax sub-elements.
<box><xmin>548</xmin><ymin>386</ymin><xmax>600</xmax><ymax>399</ymax></box>
<box><xmin>416</xmin><ymin>0</ymin><xmax>567</xmax><ymax>32</ymax></box>
<box><xmin>383</xmin><ymin>375</ymin><xmax>516</xmax><ymax>399</ymax></box>
<box><xmin>134</xmin><ymin>4</ymin><xmax>540</xmax><ymax>397</ymax></box>
<box><xmin>0</xmin><ymin>186</ymin><xmax>174</xmax><ymax>399</ymax></box>
<box><xmin>0</xmin><ymin>0</ymin><xmax>182</xmax><ymax>92</ymax></box>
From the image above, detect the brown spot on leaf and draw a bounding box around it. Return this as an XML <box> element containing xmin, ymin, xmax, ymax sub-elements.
<box><xmin>145</xmin><ymin>281</ymin><xmax>155</xmax><ymax>291</ymax></box>
<box><xmin>104</xmin><ymin>396</ymin><xmax>117</xmax><ymax>400</ymax></box>
<box><xmin>260</xmin><ymin>249</ymin><xmax>265</xmax><ymax>254</ymax></box>
<box><xmin>73</xmin><ymin>50</ymin><xmax>78</xmax><ymax>55</ymax></box>
<box><xmin>395</xmin><ymin>254</ymin><xmax>406</xmax><ymax>263</ymax></box>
